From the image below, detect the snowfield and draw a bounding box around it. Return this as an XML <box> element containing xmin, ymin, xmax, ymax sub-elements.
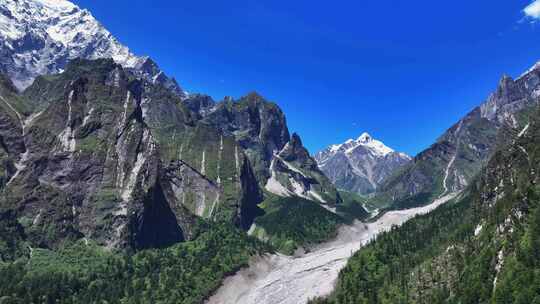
<box><xmin>207</xmin><ymin>193</ymin><xmax>457</xmax><ymax>304</ymax></box>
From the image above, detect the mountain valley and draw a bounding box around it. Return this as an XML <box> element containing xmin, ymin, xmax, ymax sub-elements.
<box><xmin>0</xmin><ymin>0</ymin><xmax>540</xmax><ymax>303</ymax></box>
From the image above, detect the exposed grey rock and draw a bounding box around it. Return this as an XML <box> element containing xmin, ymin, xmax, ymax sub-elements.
<box><xmin>202</xmin><ymin>92</ymin><xmax>290</xmax><ymax>182</ymax></box>
<box><xmin>183</xmin><ymin>94</ymin><xmax>216</xmax><ymax>119</ymax></box>
<box><xmin>0</xmin><ymin>59</ymin><xmax>261</xmax><ymax>250</ymax></box>
<box><xmin>315</xmin><ymin>133</ymin><xmax>411</xmax><ymax>195</ymax></box>
<box><xmin>203</xmin><ymin>93</ymin><xmax>341</xmax><ymax>205</ymax></box>
<box><xmin>377</xmin><ymin>65</ymin><xmax>540</xmax><ymax>208</ymax></box>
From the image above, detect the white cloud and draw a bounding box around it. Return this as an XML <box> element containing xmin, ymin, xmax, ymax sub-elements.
<box><xmin>524</xmin><ymin>0</ymin><xmax>540</xmax><ymax>21</ymax></box>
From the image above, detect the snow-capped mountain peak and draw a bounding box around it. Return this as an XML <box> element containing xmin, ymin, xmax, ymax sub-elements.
<box><xmin>315</xmin><ymin>133</ymin><xmax>411</xmax><ymax>195</ymax></box>
<box><xmin>353</xmin><ymin>132</ymin><xmax>394</xmax><ymax>156</ymax></box>
<box><xmin>0</xmin><ymin>0</ymin><xmax>186</xmax><ymax>97</ymax></box>
<box><xmin>324</xmin><ymin>132</ymin><xmax>395</xmax><ymax>159</ymax></box>
<box><xmin>357</xmin><ymin>132</ymin><xmax>372</xmax><ymax>142</ymax></box>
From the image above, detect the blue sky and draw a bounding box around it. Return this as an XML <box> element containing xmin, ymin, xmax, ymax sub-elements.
<box><xmin>74</xmin><ymin>0</ymin><xmax>540</xmax><ymax>156</ymax></box>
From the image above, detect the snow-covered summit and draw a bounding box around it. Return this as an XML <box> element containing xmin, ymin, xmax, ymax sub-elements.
<box><xmin>0</xmin><ymin>0</ymin><xmax>185</xmax><ymax>96</ymax></box>
<box><xmin>315</xmin><ymin>132</ymin><xmax>411</xmax><ymax>195</ymax></box>
<box><xmin>354</xmin><ymin>132</ymin><xmax>394</xmax><ymax>156</ymax></box>
<box><xmin>518</xmin><ymin>60</ymin><xmax>540</xmax><ymax>80</ymax></box>
<box><xmin>326</xmin><ymin>132</ymin><xmax>395</xmax><ymax>158</ymax></box>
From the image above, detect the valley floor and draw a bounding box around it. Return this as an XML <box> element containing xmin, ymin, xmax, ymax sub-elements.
<box><xmin>207</xmin><ymin>193</ymin><xmax>457</xmax><ymax>304</ymax></box>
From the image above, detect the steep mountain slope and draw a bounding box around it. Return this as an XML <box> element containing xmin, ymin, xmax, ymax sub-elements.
<box><xmin>0</xmin><ymin>0</ymin><xmax>343</xmax><ymax>254</ymax></box>
<box><xmin>315</xmin><ymin>132</ymin><xmax>411</xmax><ymax>195</ymax></box>
<box><xmin>0</xmin><ymin>0</ymin><xmax>184</xmax><ymax>96</ymax></box>
<box><xmin>0</xmin><ymin>59</ymin><xmax>343</xmax><ymax>304</ymax></box>
<box><xmin>202</xmin><ymin>94</ymin><xmax>342</xmax><ymax>206</ymax></box>
<box><xmin>375</xmin><ymin>69</ymin><xmax>540</xmax><ymax>209</ymax></box>
<box><xmin>0</xmin><ymin>59</ymin><xmax>264</xmax><ymax>249</ymax></box>
<box><xmin>0</xmin><ymin>57</ymin><xmax>342</xmax><ymax>251</ymax></box>
<box><xmin>312</xmin><ymin>105</ymin><xmax>540</xmax><ymax>304</ymax></box>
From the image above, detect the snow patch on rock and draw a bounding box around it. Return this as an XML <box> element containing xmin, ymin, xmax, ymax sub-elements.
<box><xmin>440</xmin><ymin>120</ymin><xmax>464</xmax><ymax>197</ymax></box>
<box><xmin>6</xmin><ymin>150</ymin><xmax>29</xmax><ymax>186</ymax></box>
<box><xmin>200</xmin><ymin>150</ymin><xmax>206</xmax><ymax>175</ymax></box>
<box><xmin>265</xmin><ymin>157</ymin><xmax>292</xmax><ymax>197</ymax></box>
<box><xmin>493</xmin><ymin>249</ymin><xmax>504</xmax><ymax>288</ymax></box>
<box><xmin>518</xmin><ymin>123</ymin><xmax>530</xmax><ymax>137</ymax></box>
<box><xmin>58</xmin><ymin>90</ymin><xmax>76</xmax><ymax>152</ymax></box>
<box><xmin>474</xmin><ymin>223</ymin><xmax>483</xmax><ymax>236</ymax></box>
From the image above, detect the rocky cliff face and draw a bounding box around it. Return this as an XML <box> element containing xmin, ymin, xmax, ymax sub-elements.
<box><xmin>0</xmin><ymin>59</ymin><xmax>264</xmax><ymax>249</ymax></box>
<box><xmin>376</xmin><ymin>67</ymin><xmax>540</xmax><ymax>208</ymax></box>
<box><xmin>0</xmin><ymin>57</ymin><xmax>341</xmax><ymax>250</ymax></box>
<box><xmin>265</xmin><ymin>133</ymin><xmax>342</xmax><ymax>205</ymax></box>
<box><xmin>0</xmin><ymin>0</ymin><xmax>185</xmax><ymax>96</ymax></box>
<box><xmin>202</xmin><ymin>93</ymin><xmax>290</xmax><ymax>182</ymax></box>
<box><xmin>183</xmin><ymin>94</ymin><xmax>216</xmax><ymax>119</ymax></box>
<box><xmin>315</xmin><ymin>133</ymin><xmax>411</xmax><ymax>195</ymax></box>
<box><xmin>202</xmin><ymin>94</ymin><xmax>342</xmax><ymax>206</ymax></box>
<box><xmin>0</xmin><ymin>0</ymin><xmax>343</xmax><ymax>252</ymax></box>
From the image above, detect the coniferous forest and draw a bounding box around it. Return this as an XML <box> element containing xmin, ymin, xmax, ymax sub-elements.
<box><xmin>0</xmin><ymin>222</ymin><xmax>268</xmax><ymax>304</ymax></box>
<box><xmin>310</xmin><ymin>108</ymin><xmax>540</xmax><ymax>304</ymax></box>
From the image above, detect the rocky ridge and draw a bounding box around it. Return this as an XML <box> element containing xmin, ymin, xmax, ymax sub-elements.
<box><xmin>376</xmin><ymin>66</ymin><xmax>540</xmax><ymax>208</ymax></box>
<box><xmin>0</xmin><ymin>57</ymin><xmax>341</xmax><ymax>250</ymax></box>
<box><xmin>200</xmin><ymin>93</ymin><xmax>341</xmax><ymax>206</ymax></box>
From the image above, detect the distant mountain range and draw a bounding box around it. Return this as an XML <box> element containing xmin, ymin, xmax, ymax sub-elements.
<box><xmin>315</xmin><ymin>132</ymin><xmax>411</xmax><ymax>195</ymax></box>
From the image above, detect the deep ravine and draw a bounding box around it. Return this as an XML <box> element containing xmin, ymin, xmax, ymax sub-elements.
<box><xmin>207</xmin><ymin>193</ymin><xmax>458</xmax><ymax>304</ymax></box>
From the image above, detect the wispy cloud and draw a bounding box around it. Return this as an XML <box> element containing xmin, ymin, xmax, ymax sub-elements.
<box><xmin>524</xmin><ymin>0</ymin><xmax>540</xmax><ymax>22</ymax></box>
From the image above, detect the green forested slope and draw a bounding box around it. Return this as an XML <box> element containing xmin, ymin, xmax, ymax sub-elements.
<box><xmin>312</xmin><ymin>107</ymin><xmax>540</xmax><ymax>304</ymax></box>
<box><xmin>251</xmin><ymin>195</ymin><xmax>344</xmax><ymax>254</ymax></box>
<box><xmin>0</xmin><ymin>222</ymin><xmax>268</xmax><ymax>304</ymax></box>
